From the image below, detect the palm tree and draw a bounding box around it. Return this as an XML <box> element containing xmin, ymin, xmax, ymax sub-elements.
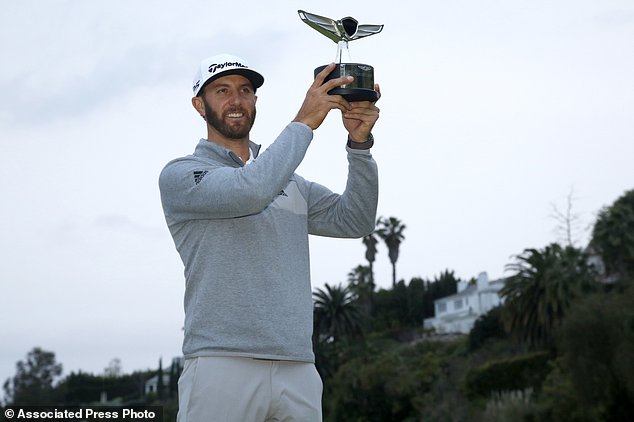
<box><xmin>499</xmin><ymin>243</ymin><xmax>597</xmax><ymax>350</ymax></box>
<box><xmin>313</xmin><ymin>283</ymin><xmax>362</xmax><ymax>344</ymax></box>
<box><xmin>376</xmin><ymin>216</ymin><xmax>406</xmax><ymax>286</ymax></box>
<box><xmin>362</xmin><ymin>233</ymin><xmax>379</xmax><ymax>286</ymax></box>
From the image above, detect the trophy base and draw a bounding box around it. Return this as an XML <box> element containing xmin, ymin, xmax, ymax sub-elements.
<box><xmin>315</xmin><ymin>63</ymin><xmax>378</xmax><ymax>102</ymax></box>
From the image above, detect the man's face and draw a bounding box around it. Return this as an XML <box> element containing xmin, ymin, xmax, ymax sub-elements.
<box><xmin>200</xmin><ymin>74</ymin><xmax>257</xmax><ymax>140</ymax></box>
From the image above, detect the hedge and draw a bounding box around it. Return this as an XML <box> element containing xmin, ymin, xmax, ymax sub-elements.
<box><xmin>463</xmin><ymin>351</ymin><xmax>552</xmax><ymax>399</ymax></box>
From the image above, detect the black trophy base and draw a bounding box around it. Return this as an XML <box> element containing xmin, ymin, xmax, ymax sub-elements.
<box><xmin>315</xmin><ymin>63</ymin><xmax>378</xmax><ymax>102</ymax></box>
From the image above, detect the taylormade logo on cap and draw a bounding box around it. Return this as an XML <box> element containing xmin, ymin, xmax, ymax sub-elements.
<box><xmin>192</xmin><ymin>53</ymin><xmax>264</xmax><ymax>96</ymax></box>
<box><xmin>208</xmin><ymin>61</ymin><xmax>248</xmax><ymax>74</ymax></box>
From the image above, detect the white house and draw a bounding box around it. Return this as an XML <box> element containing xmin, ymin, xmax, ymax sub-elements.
<box><xmin>424</xmin><ymin>272</ymin><xmax>506</xmax><ymax>334</ymax></box>
<box><xmin>144</xmin><ymin>373</ymin><xmax>171</xmax><ymax>395</ymax></box>
<box><xmin>144</xmin><ymin>356</ymin><xmax>184</xmax><ymax>396</ymax></box>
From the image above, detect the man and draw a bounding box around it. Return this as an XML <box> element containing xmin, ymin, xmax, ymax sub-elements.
<box><xmin>159</xmin><ymin>53</ymin><xmax>380</xmax><ymax>421</ymax></box>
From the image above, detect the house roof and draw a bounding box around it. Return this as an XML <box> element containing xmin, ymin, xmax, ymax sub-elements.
<box><xmin>435</xmin><ymin>278</ymin><xmax>506</xmax><ymax>303</ymax></box>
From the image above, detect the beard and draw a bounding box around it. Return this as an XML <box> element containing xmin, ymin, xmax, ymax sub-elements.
<box><xmin>203</xmin><ymin>99</ymin><xmax>256</xmax><ymax>140</ymax></box>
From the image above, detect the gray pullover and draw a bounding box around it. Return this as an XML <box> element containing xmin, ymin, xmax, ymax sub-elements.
<box><xmin>159</xmin><ymin>122</ymin><xmax>378</xmax><ymax>362</ymax></box>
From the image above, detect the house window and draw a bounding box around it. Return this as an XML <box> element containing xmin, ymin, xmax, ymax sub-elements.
<box><xmin>454</xmin><ymin>299</ymin><xmax>463</xmax><ymax>310</ymax></box>
<box><xmin>437</xmin><ymin>302</ymin><xmax>447</xmax><ymax>313</ymax></box>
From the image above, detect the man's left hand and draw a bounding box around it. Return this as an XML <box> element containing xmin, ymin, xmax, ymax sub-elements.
<box><xmin>342</xmin><ymin>84</ymin><xmax>381</xmax><ymax>143</ymax></box>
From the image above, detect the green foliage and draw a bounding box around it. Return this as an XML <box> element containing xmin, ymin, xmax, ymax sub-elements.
<box><xmin>313</xmin><ymin>283</ymin><xmax>362</xmax><ymax>344</ymax></box>
<box><xmin>591</xmin><ymin>188</ymin><xmax>634</xmax><ymax>283</ymax></box>
<box><xmin>54</xmin><ymin>369</ymin><xmax>155</xmax><ymax>405</ymax></box>
<box><xmin>424</xmin><ymin>270</ymin><xmax>460</xmax><ymax>319</ymax></box>
<box><xmin>362</xmin><ymin>233</ymin><xmax>378</xmax><ymax>264</ymax></box>
<box><xmin>373</xmin><ymin>280</ymin><xmax>411</xmax><ymax>330</ymax></box>
<box><xmin>500</xmin><ymin>244</ymin><xmax>598</xmax><ymax>350</ymax></box>
<box><xmin>463</xmin><ymin>352</ymin><xmax>551</xmax><ymax>400</ymax></box>
<box><xmin>417</xmin><ymin>337</ymin><xmax>475</xmax><ymax>421</ymax></box>
<box><xmin>8</xmin><ymin>200</ymin><xmax>633</xmax><ymax>419</ymax></box>
<box><xmin>2</xmin><ymin>349</ymin><xmax>180</xmax><ymax>408</ymax></box>
<box><xmin>375</xmin><ymin>216</ymin><xmax>406</xmax><ymax>286</ymax></box>
<box><xmin>371</xmin><ymin>271</ymin><xmax>457</xmax><ymax>331</ymax></box>
<box><xmin>553</xmin><ymin>285</ymin><xmax>634</xmax><ymax>420</ymax></box>
<box><xmin>468</xmin><ymin>305</ymin><xmax>507</xmax><ymax>351</ymax></box>
<box><xmin>158</xmin><ymin>398</ymin><xmax>179</xmax><ymax>422</ymax></box>
<box><xmin>535</xmin><ymin>359</ymin><xmax>600</xmax><ymax>422</ymax></box>
<box><xmin>347</xmin><ymin>265</ymin><xmax>375</xmax><ymax>323</ymax></box>
<box><xmin>53</xmin><ymin>372</ymin><xmax>102</xmax><ymax>404</ymax></box>
<box><xmin>325</xmin><ymin>340</ymin><xmax>445</xmax><ymax>422</ymax></box>
<box><xmin>482</xmin><ymin>389</ymin><xmax>536</xmax><ymax>422</ymax></box>
<box><xmin>3</xmin><ymin>347</ymin><xmax>63</xmax><ymax>405</ymax></box>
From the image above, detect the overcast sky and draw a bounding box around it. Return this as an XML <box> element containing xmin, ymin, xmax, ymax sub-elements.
<box><xmin>1</xmin><ymin>0</ymin><xmax>633</xmax><ymax>392</ymax></box>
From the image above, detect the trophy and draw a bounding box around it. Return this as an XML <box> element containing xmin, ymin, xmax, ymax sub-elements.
<box><xmin>298</xmin><ymin>10</ymin><xmax>383</xmax><ymax>102</ymax></box>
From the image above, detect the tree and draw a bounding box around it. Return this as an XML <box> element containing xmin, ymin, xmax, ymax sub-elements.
<box><xmin>326</xmin><ymin>340</ymin><xmax>444</xmax><ymax>421</ymax></box>
<box><xmin>347</xmin><ymin>264</ymin><xmax>374</xmax><ymax>320</ymax></box>
<box><xmin>468</xmin><ymin>305</ymin><xmax>507</xmax><ymax>351</ymax></box>
<box><xmin>54</xmin><ymin>371</ymin><xmax>103</xmax><ymax>405</ymax></box>
<box><xmin>406</xmin><ymin>277</ymin><xmax>426</xmax><ymax>326</ymax></box>
<box><xmin>103</xmin><ymin>358</ymin><xmax>122</xmax><ymax>378</ymax></box>
<box><xmin>168</xmin><ymin>358</ymin><xmax>182</xmax><ymax>399</ymax></box>
<box><xmin>3</xmin><ymin>347</ymin><xmax>63</xmax><ymax>405</ymax></box>
<box><xmin>362</xmin><ymin>233</ymin><xmax>379</xmax><ymax>286</ymax></box>
<box><xmin>424</xmin><ymin>270</ymin><xmax>459</xmax><ymax>319</ymax></box>
<box><xmin>590</xmin><ymin>188</ymin><xmax>634</xmax><ymax>283</ymax></box>
<box><xmin>313</xmin><ymin>283</ymin><xmax>362</xmax><ymax>344</ymax></box>
<box><xmin>54</xmin><ymin>369</ymin><xmax>154</xmax><ymax>405</ymax></box>
<box><xmin>500</xmin><ymin>244</ymin><xmax>597</xmax><ymax>350</ymax></box>
<box><xmin>550</xmin><ymin>186</ymin><xmax>584</xmax><ymax>248</ymax></box>
<box><xmin>553</xmin><ymin>285</ymin><xmax>634</xmax><ymax>421</ymax></box>
<box><xmin>370</xmin><ymin>272</ymin><xmax>459</xmax><ymax>332</ymax></box>
<box><xmin>376</xmin><ymin>216</ymin><xmax>406</xmax><ymax>286</ymax></box>
<box><xmin>157</xmin><ymin>357</ymin><xmax>164</xmax><ymax>400</ymax></box>
<box><xmin>372</xmin><ymin>280</ymin><xmax>411</xmax><ymax>331</ymax></box>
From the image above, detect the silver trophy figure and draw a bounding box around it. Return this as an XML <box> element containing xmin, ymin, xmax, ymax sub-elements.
<box><xmin>298</xmin><ymin>10</ymin><xmax>384</xmax><ymax>102</ymax></box>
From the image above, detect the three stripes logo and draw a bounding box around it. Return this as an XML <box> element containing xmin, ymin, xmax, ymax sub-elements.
<box><xmin>193</xmin><ymin>170</ymin><xmax>208</xmax><ymax>185</ymax></box>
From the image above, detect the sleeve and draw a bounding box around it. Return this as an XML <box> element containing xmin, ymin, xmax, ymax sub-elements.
<box><xmin>298</xmin><ymin>147</ymin><xmax>379</xmax><ymax>238</ymax></box>
<box><xmin>159</xmin><ymin>122</ymin><xmax>313</xmax><ymax>224</ymax></box>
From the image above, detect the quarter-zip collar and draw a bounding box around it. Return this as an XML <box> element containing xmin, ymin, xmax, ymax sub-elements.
<box><xmin>193</xmin><ymin>139</ymin><xmax>262</xmax><ymax>167</ymax></box>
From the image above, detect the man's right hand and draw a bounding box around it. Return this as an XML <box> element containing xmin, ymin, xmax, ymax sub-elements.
<box><xmin>293</xmin><ymin>63</ymin><xmax>353</xmax><ymax>130</ymax></box>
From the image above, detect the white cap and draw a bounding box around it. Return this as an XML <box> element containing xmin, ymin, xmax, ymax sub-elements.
<box><xmin>192</xmin><ymin>53</ymin><xmax>264</xmax><ymax>96</ymax></box>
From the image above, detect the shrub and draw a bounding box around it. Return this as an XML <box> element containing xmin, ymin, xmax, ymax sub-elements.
<box><xmin>325</xmin><ymin>341</ymin><xmax>445</xmax><ymax>421</ymax></box>
<box><xmin>468</xmin><ymin>305</ymin><xmax>507</xmax><ymax>351</ymax></box>
<box><xmin>482</xmin><ymin>389</ymin><xmax>536</xmax><ymax>422</ymax></box>
<box><xmin>463</xmin><ymin>352</ymin><xmax>551</xmax><ymax>400</ymax></box>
